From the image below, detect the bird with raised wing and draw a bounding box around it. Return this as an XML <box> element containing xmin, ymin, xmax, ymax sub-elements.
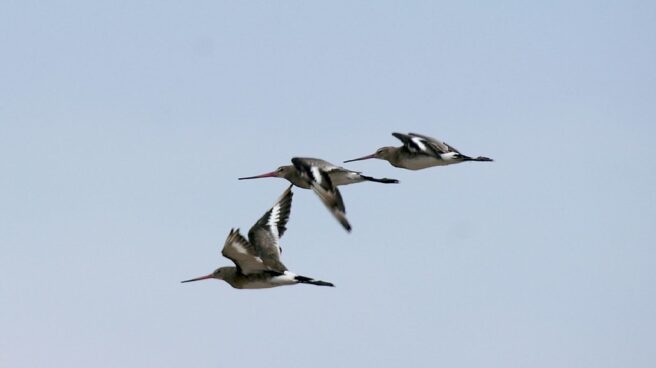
<box><xmin>239</xmin><ymin>157</ymin><xmax>392</xmax><ymax>232</ymax></box>
<box><xmin>344</xmin><ymin>132</ymin><xmax>493</xmax><ymax>170</ymax></box>
<box><xmin>181</xmin><ymin>186</ymin><xmax>334</xmax><ymax>289</ymax></box>
<box><xmin>238</xmin><ymin>157</ymin><xmax>398</xmax><ymax>187</ymax></box>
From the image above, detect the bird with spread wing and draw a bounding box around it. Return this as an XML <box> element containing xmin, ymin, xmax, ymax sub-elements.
<box><xmin>344</xmin><ymin>132</ymin><xmax>493</xmax><ymax>170</ymax></box>
<box><xmin>181</xmin><ymin>186</ymin><xmax>333</xmax><ymax>289</ymax></box>
<box><xmin>238</xmin><ymin>157</ymin><xmax>389</xmax><ymax>232</ymax></box>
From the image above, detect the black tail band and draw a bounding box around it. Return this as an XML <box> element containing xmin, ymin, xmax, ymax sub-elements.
<box><xmin>360</xmin><ymin>175</ymin><xmax>399</xmax><ymax>184</ymax></box>
<box><xmin>296</xmin><ymin>275</ymin><xmax>335</xmax><ymax>287</ymax></box>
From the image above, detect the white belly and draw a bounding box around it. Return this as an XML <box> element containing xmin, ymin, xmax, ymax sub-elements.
<box><xmin>396</xmin><ymin>153</ymin><xmax>464</xmax><ymax>170</ymax></box>
<box><xmin>240</xmin><ymin>272</ymin><xmax>298</xmax><ymax>289</ymax></box>
<box><xmin>396</xmin><ymin>155</ymin><xmax>447</xmax><ymax>170</ymax></box>
<box><xmin>329</xmin><ymin>171</ymin><xmax>364</xmax><ymax>186</ymax></box>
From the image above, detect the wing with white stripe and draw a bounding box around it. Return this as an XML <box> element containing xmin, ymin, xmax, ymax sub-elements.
<box><xmin>221</xmin><ymin>187</ymin><xmax>293</xmax><ymax>275</ymax></box>
<box><xmin>292</xmin><ymin>157</ymin><xmax>343</xmax><ymax>172</ymax></box>
<box><xmin>291</xmin><ymin>157</ymin><xmax>352</xmax><ymax>232</ymax></box>
<box><xmin>391</xmin><ymin>132</ymin><xmax>440</xmax><ymax>156</ymax></box>
<box><xmin>408</xmin><ymin>132</ymin><xmax>461</xmax><ymax>153</ymax></box>
<box><xmin>247</xmin><ymin>185</ymin><xmax>293</xmax><ymax>271</ymax></box>
<box><xmin>221</xmin><ymin>228</ymin><xmax>277</xmax><ymax>275</ymax></box>
<box><xmin>291</xmin><ymin>157</ymin><xmax>335</xmax><ymax>193</ymax></box>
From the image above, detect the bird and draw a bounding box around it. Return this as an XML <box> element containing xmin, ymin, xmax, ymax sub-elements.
<box><xmin>239</xmin><ymin>157</ymin><xmax>396</xmax><ymax>232</ymax></box>
<box><xmin>344</xmin><ymin>132</ymin><xmax>493</xmax><ymax>170</ymax></box>
<box><xmin>238</xmin><ymin>158</ymin><xmax>399</xmax><ymax>187</ymax></box>
<box><xmin>181</xmin><ymin>186</ymin><xmax>334</xmax><ymax>289</ymax></box>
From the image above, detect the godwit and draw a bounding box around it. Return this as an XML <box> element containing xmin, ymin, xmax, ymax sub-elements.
<box><xmin>239</xmin><ymin>157</ymin><xmax>395</xmax><ymax>232</ymax></box>
<box><xmin>238</xmin><ymin>158</ymin><xmax>399</xmax><ymax>187</ymax></box>
<box><xmin>344</xmin><ymin>132</ymin><xmax>493</xmax><ymax>170</ymax></box>
<box><xmin>181</xmin><ymin>186</ymin><xmax>333</xmax><ymax>289</ymax></box>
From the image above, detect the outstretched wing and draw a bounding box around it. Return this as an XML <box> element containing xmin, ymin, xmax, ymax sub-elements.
<box><xmin>221</xmin><ymin>229</ymin><xmax>271</xmax><ymax>275</ymax></box>
<box><xmin>292</xmin><ymin>157</ymin><xmax>352</xmax><ymax>232</ymax></box>
<box><xmin>408</xmin><ymin>132</ymin><xmax>461</xmax><ymax>153</ymax></box>
<box><xmin>292</xmin><ymin>157</ymin><xmax>341</xmax><ymax>171</ymax></box>
<box><xmin>247</xmin><ymin>185</ymin><xmax>293</xmax><ymax>272</ymax></box>
<box><xmin>392</xmin><ymin>132</ymin><xmax>459</xmax><ymax>157</ymax></box>
<box><xmin>294</xmin><ymin>156</ymin><xmax>362</xmax><ymax>179</ymax></box>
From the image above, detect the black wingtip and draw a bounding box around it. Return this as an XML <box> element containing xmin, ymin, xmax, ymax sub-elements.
<box><xmin>313</xmin><ymin>280</ymin><xmax>335</xmax><ymax>287</ymax></box>
<box><xmin>359</xmin><ymin>175</ymin><xmax>400</xmax><ymax>184</ymax></box>
<box><xmin>296</xmin><ymin>275</ymin><xmax>335</xmax><ymax>287</ymax></box>
<box><xmin>281</xmin><ymin>185</ymin><xmax>294</xmax><ymax>199</ymax></box>
<box><xmin>339</xmin><ymin>217</ymin><xmax>352</xmax><ymax>232</ymax></box>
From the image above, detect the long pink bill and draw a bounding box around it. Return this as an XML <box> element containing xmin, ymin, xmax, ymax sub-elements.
<box><xmin>343</xmin><ymin>153</ymin><xmax>377</xmax><ymax>163</ymax></box>
<box><xmin>238</xmin><ymin>171</ymin><xmax>277</xmax><ymax>180</ymax></box>
<box><xmin>181</xmin><ymin>273</ymin><xmax>214</xmax><ymax>283</ymax></box>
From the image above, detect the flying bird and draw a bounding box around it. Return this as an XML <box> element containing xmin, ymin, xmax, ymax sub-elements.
<box><xmin>181</xmin><ymin>186</ymin><xmax>334</xmax><ymax>289</ymax></box>
<box><xmin>344</xmin><ymin>132</ymin><xmax>493</xmax><ymax>170</ymax></box>
<box><xmin>238</xmin><ymin>158</ymin><xmax>398</xmax><ymax>187</ymax></box>
<box><xmin>239</xmin><ymin>157</ymin><xmax>395</xmax><ymax>232</ymax></box>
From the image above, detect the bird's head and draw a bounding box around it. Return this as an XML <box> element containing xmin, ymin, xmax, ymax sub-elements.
<box><xmin>238</xmin><ymin>165</ymin><xmax>294</xmax><ymax>181</ymax></box>
<box><xmin>181</xmin><ymin>267</ymin><xmax>228</xmax><ymax>283</ymax></box>
<box><xmin>344</xmin><ymin>146</ymin><xmax>396</xmax><ymax>163</ymax></box>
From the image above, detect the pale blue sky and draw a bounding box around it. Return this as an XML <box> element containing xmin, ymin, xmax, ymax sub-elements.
<box><xmin>1</xmin><ymin>1</ymin><xmax>655</xmax><ymax>367</ymax></box>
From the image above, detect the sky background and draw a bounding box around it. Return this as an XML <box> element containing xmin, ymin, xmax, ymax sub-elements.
<box><xmin>1</xmin><ymin>1</ymin><xmax>655</xmax><ymax>367</ymax></box>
